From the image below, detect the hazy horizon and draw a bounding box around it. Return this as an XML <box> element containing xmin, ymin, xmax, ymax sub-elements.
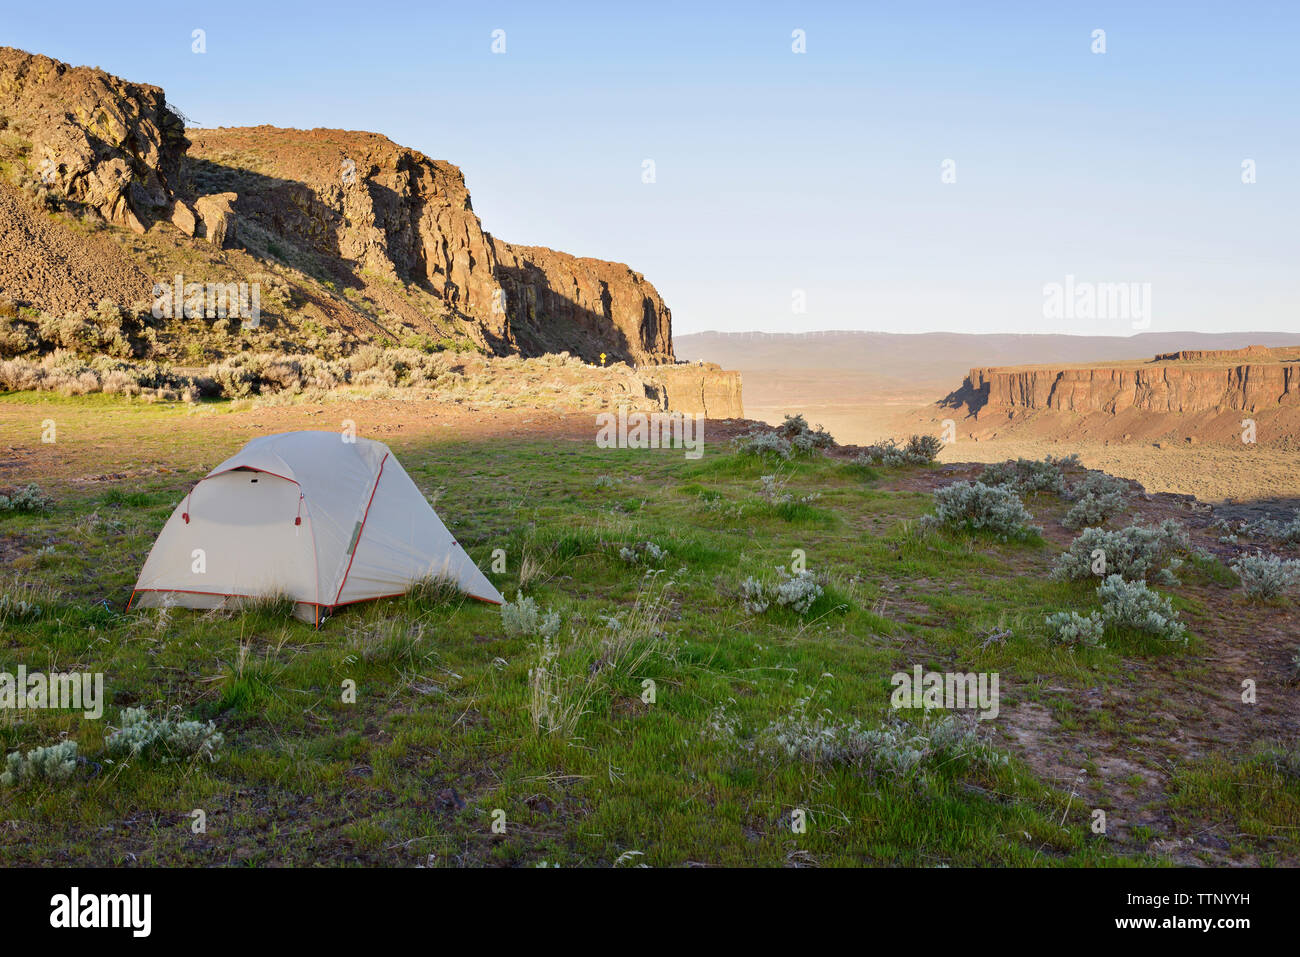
<box><xmin>677</xmin><ymin>328</ymin><xmax>1300</xmax><ymax>339</ymax></box>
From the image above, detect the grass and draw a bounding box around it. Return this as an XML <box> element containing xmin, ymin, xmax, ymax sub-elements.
<box><xmin>0</xmin><ymin>394</ymin><xmax>1294</xmax><ymax>866</ymax></box>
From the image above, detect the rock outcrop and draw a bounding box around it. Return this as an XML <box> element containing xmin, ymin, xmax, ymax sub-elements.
<box><xmin>0</xmin><ymin>48</ymin><xmax>188</xmax><ymax>232</ymax></box>
<box><xmin>1153</xmin><ymin>345</ymin><xmax>1278</xmax><ymax>362</ymax></box>
<box><xmin>185</xmin><ymin>126</ymin><xmax>674</xmax><ymax>364</ymax></box>
<box><xmin>945</xmin><ymin>347</ymin><xmax>1300</xmax><ymax>418</ymax></box>
<box><xmin>186</xmin><ymin>128</ymin><xmax>510</xmax><ymax>341</ymax></box>
<box><xmin>0</xmin><ymin>49</ymin><xmax>686</xmax><ymax>369</ymax></box>
<box><xmin>645</xmin><ymin>363</ymin><xmax>744</xmax><ymax>418</ymax></box>
<box><xmin>491</xmin><ymin>240</ymin><xmax>673</xmax><ymax>365</ymax></box>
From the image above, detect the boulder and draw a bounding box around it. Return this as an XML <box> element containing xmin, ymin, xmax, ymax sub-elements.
<box><xmin>169</xmin><ymin>199</ymin><xmax>197</xmax><ymax>237</ymax></box>
<box><xmin>194</xmin><ymin>192</ymin><xmax>237</xmax><ymax>247</ymax></box>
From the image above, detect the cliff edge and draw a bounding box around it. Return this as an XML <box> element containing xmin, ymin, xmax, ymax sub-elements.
<box><xmin>0</xmin><ymin>48</ymin><xmax>686</xmax><ymax>371</ymax></box>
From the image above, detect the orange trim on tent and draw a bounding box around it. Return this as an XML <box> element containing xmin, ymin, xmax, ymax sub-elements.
<box><xmin>326</xmin><ymin>590</ymin><xmax>503</xmax><ymax>610</ymax></box>
<box><xmin>129</xmin><ymin>587</ymin><xmax>315</xmax><ymax>603</ymax></box>
<box><xmin>127</xmin><ymin>586</ymin><xmax>502</xmax><ymax>615</ymax></box>
<box><xmin>206</xmin><ymin>465</ymin><xmax>299</xmax><ymax>484</ymax></box>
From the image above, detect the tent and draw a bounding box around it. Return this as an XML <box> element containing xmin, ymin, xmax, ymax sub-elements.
<box><xmin>129</xmin><ymin>430</ymin><xmax>503</xmax><ymax>624</ymax></box>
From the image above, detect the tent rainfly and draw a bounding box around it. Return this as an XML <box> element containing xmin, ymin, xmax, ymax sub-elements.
<box><xmin>129</xmin><ymin>431</ymin><xmax>504</xmax><ymax>625</ymax></box>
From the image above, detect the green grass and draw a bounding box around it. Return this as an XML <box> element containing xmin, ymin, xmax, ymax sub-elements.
<box><xmin>0</xmin><ymin>397</ymin><xmax>1291</xmax><ymax>866</ymax></box>
<box><xmin>1168</xmin><ymin>749</ymin><xmax>1300</xmax><ymax>865</ymax></box>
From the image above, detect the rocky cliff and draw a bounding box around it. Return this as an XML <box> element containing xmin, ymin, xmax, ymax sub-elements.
<box><xmin>0</xmin><ymin>48</ymin><xmax>681</xmax><ymax>368</ymax></box>
<box><xmin>184</xmin><ymin>127</ymin><xmax>511</xmax><ymax>342</ymax></box>
<box><xmin>1152</xmin><ymin>345</ymin><xmax>1281</xmax><ymax>363</ymax></box>
<box><xmin>951</xmin><ymin>354</ymin><xmax>1300</xmax><ymax>418</ymax></box>
<box><xmin>0</xmin><ymin>48</ymin><xmax>188</xmax><ymax>232</ymax></box>
<box><xmin>645</xmin><ymin>363</ymin><xmax>744</xmax><ymax>418</ymax></box>
<box><xmin>930</xmin><ymin>346</ymin><xmax>1300</xmax><ymax>448</ymax></box>
<box><xmin>491</xmin><ymin>240</ymin><xmax>672</xmax><ymax>365</ymax></box>
<box><xmin>184</xmin><ymin>126</ymin><xmax>675</xmax><ymax>365</ymax></box>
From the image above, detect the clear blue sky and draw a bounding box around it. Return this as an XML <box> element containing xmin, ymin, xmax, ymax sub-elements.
<box><xmin>6</xmin><ymin>1</ymin><xmax>1297</xmax><ymax>336</ymax></box>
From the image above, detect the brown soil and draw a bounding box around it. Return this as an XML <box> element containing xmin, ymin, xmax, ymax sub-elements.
<box><xmin>0</xmin><ymin>181</ymin><xmax>154</xmax><ymax>313</ymax></box>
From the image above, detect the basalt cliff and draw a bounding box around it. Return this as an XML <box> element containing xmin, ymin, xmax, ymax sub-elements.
<box><xmin>182</xmin><ymin>125</ymin><xmax>674</xmax><ymax>365</ymax></box>
<box><xmin>0</xmin><ymin>47</ymin><xmax>717</xmax><ymax>387</ymax></box>
<box><xmin>939</xmin><ymin>346</ymin><xmax>1300</xmax><ymax>446</ymax></box>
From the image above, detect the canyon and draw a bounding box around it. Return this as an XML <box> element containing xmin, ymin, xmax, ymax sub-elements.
<box><xmin>679</xmin><ymin>332</ymin><xmax>1300</xmax><ymax>501</ymax></box>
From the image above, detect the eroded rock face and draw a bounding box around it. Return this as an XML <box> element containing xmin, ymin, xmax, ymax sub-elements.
<box><xmin>0</xmin><ymin>47</ymin><xmax>188</xmax><ymax>230</ymax></box>
<box><xmin>491</xmin><ymin>240</ymin><xmax>674</xmax><ymax>365</ymax></box>
<box><xmin>0</xmin><ymin>49</ymin><xmax>683</xmax><ymax>368</ymax></box>
<box><xmin>1153</xmin><ymin>345</ymin><xmax>1276</xmax><ymax>362</ymax></box>
<box><xmin>951</xmin><ymin>353</ymin><xmax>1300</xmax><ymax>417</ymax></box>
<box><xmin>187</xmin><ymin>127</ymin><xmax>673</xmax><ymax>363</ymax></box>
<box><xmin>191</xmin><ymin>129</ymin><xmax>508</xmax><ymax>334</ymax></box>
<box><xmin>646</xmin><ymin>363</ymin><xmax>744</xmax><ymax>417</ymax></box>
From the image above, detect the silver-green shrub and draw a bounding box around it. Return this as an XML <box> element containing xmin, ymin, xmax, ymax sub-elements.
<box><xmin>738</xmin><ymin>569</ymin><xmax>824</xmax><ymax>616</ymax></box>
<box><xmin>0</xmin><ymin>740</ymin><xmax>78</xmax><ymax>787</ymax></box>
<box><xmin>1068</xmin><ymin>471</ymin><xmax>1129</xmax><ymax>500</ymax></box>
<box><xmin>0</xmin><ymin>483</ymin><xmax>53</xmax><ymax>513</ymax></box>
<box><xmin>1062</xmin><ymin>491</ymin><xmax>1127</xmax><ymax>530</ymax></box>
<box><xmin>619</xmin><ymin>541</ymin><xmax>667</xmax><ymax>567</ymax></box>
<box><xmin>501</xmin><ymin>591</ymin><xmax>561</xmax><ymax>640</ymax></box>
<box><xmin>757</xmin><ymin>474</ymin><xmax>820</xmax><ymax>506</ymax></box>
<box><xmin>776</xmin><ymin>414</ymin><xmax>835</xmax><ymax>452</ymax></box>
<box><xmin>857</xmin><ymin>434</ymin><xmax>943</xmax><ymax>467</ymax></box>
<box><xmin>0</xmin><ymin>590</ymin><xmax>43</xmax><ymax>623</ymax></box>
<box><xmin>699</xmin><ymin>702</ymin><xmax>740</xmax><ymax>744</ymax></box>
<box><xmin>733</xmin><ymin>428</ymin><xmax>792</xmax><ymax>459</ymax></box>
<box><xmin>927</xmin><ymin>481</ymin><xmax>1039</xmax><ymax>541</ymax></box>
<box><xmin>1230</xmin><ymin>551</ymin><xmax>1300</xmax><ymax>600</ymax></box>
<box><xmin>772</xmin><ymin>569</ymin><xmax>824</xmax><ymax>614</ymax></box>
<box><xmin>753</xmin><ymin>709</ymin><xmax>1004</xmax><ymax>777</ymax></box>
<box><xmin>1044</xmin><ymin>610</ymin><xmax>1106</xmax><ymax>648</ymax></box>
<box><xmin>734</xmin><ymin>414</ymin><xmax>834</xmax><ymax>459</ymax></box>
<box><xmin>1061</xmin><ymin>472</ymin><xmax>1130</xmax><ymax>530</ymax></box>
<box><xmin>979</xmin><ymin>455</ymin><xmax>1079</xmax><ymax>495</ymax></box>
<box><xmin>1096</xmin><ymin>575</ymin><xmax>1187</xmax><ymax>644</ymax></box>
<box><xmin>106</xmin><ymin>707</ymin><xmax>225</xmax><ymax>763</ymax></box>
<box><xmin>1052</xmin><ymin>520</ymin><xmax>1189</xmax><ymax>583</ymax></box>
<box><xmin>739</xmin><ymin>576</ymin><xmax>769</xmax><ymax>614</ymax></box>
<box><xmin>1237</xmin><ymin>509</ymin><xmax>1300</xmax><ymax>546</ymax></box>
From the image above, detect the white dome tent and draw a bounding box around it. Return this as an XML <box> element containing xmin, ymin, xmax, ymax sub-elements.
<box><xmin>129</xmin><ymin>431</ymin><xmax>503</xmax><ymax>625</ymax></box>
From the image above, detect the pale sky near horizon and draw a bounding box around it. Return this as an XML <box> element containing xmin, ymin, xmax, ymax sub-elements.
<box><xmin>5</xmin><ymin>1</ymin><xmax>1297</xmax><ymax>337</ymax></box>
